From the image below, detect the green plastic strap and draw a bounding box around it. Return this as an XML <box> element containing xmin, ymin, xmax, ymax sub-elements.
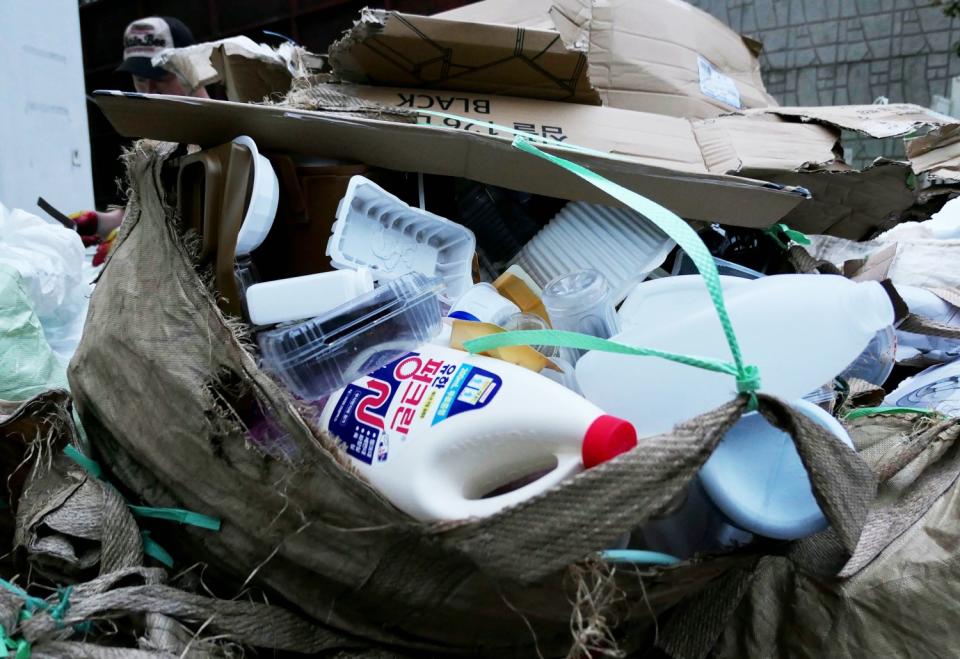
<box><xmin>128</xmin><ymin>505</ymin><xmax>221</xmax><ymax>531</ymax></box>
<box><xmin>62</xmin><ymin>445</ymin><xmax>102</xmax><ymax>479</ymax></box>
<box><xmin>466</xmin><ymin>330</ymin><xmax>759</xmax><ymax>392</ymax></box>
<box><xmin>140</xmin><ymin>531</ymin><xmax>174</xmax><ymax>568</ymax></box>
<box><xmin>843</xmin><ymin>406</ymin><xmax>941</xmax><ymax>421</ymax></box>
<box><xmin>62</xmin><ymin>447</ymin><xmax>221</xmax><ymax>534</ymax></box>
<box><xmin>764</xmin><ymin>222</ymin><xmax>811</xmax><ymax>249</ymax></box>
<box><xmin>464</xmin><ymin>136</ymin><xmax>760</xmax><ymax>404</ymax></box>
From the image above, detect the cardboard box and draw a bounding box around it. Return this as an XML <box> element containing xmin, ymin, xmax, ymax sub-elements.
<box><xmin>92</xmin><ymin>90</ymin><xmax>807</xmax><ymax>228</ymax></box>
<box><xmin>330</xmin><ymin>0</ymin><xmax>776</xmax><ymax>118</ymax></box>
<box><xmin>328</xmin><ymin>3</ymin><xmax>775</xmax><ymax>119</ymax></box>
<box><xmin>328</xmin><ymin>9</ymin><xmax>600</xmax><ymax>105</ymax></box>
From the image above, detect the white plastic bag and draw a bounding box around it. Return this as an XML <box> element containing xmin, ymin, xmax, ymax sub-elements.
<box><xmin>0</xmin><ymin>202</ymin><xmax>92</xmax><ymax>362</ymax></box>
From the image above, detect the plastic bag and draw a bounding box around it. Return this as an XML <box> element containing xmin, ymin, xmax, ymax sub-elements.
<box><xmin>0</xmin><ymin>264</ymin><xmax>68</xmax><ymax>401</ymax></box>
<box><xmin>0</xmin><ymin>202</ymin><xmax>92</xmax><ymax>362</ymax></box>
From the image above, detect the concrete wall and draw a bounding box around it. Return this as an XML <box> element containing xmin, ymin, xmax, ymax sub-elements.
<box><xmin>689</xmin><ymin>0</ymin><xmax>960</xmax><ymax>163</ymax></box>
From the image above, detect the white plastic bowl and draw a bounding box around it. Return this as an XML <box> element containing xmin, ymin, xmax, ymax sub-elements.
<box><xmin>233</xmin><ymin>135</ymin><xmax>279</xmax><ymax>256</ymax></box>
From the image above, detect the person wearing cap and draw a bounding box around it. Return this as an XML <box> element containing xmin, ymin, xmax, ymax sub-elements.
<box><xmin>75</xmin><ymin>17</ymin><xmax>209</xmax><ymax>258</ymax></box>
<box><xmin>117</xmin><ymin>16</ymin><xmax>209</xmax><ymax>98</ymax></box>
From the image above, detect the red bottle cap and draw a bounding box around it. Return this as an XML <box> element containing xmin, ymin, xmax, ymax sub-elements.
<box><xmin>582</xmin><ymin>415</ymin><xmax>638</xmax><ymax>469</ymax></box>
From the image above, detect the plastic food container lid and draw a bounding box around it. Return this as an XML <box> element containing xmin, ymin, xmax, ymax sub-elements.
<box><xmin>327</xmin><ymin>176</ymin><xmax>476</xmax><ymax>302</ymax></box>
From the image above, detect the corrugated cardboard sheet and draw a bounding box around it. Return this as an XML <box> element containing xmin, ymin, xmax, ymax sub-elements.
<box><xmin>92</xmin><ymin>90</ymin><xmax>808</xmax><ymax>229</ymax></box>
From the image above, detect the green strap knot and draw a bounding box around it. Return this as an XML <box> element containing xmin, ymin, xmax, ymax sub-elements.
<box><xmin>735</xmin><ymin>364</ymin><xmax>762</xmax><ymax>394</ymax></box>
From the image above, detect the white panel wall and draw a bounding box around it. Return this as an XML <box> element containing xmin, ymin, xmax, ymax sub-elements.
<box><xmin>0</xmin><ymin>1</ymin><xmax>94</xmax><ymax>215</ymax></box>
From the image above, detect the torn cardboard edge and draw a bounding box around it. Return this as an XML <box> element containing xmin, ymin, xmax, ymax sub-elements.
<box><xmin>93</xmin><ymin>90</ymin><xmax>808</xmax><ymax>229</ymax></box>
<box><xmin>153</xmin><ymin>36</ymin><xmax>321</xmax><ymax>102</ymax></box>
<box><xmin>740</xmin><ymin>104</ymin><xmax>955</xmax><ymax>139</ymax></box>
<box><xmin>907</xmin><ymin>124</ymin><xmax>960</xmax><ymax>176</ymax></box>
<box><xmin>434</xmin><ymin>0</ymin><xmax>556</xmax><ymax>30</ymax></box>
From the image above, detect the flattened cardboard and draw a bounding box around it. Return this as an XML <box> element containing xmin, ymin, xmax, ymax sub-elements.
<box><xmin>328</xmin><ymin>9</ymin><xmax>599</xmax><ymax>104</ymax></box>
<box><xmin>547</xmin><ymin>0</ymin><xmax>778</xmax><ymax>119</ymax></box>
<box><xmin>434</xmin><ymin>0</ymin><xmax>556</xmax><ymax>29</ymax></box>
<box><xmin>692</xmin><ymin>114</ymin><xmax>840</xmax><ymax>172</ymax></box>
<box><xmin>337</xmin><ymin>83</ymin><xmax>839</xmax><ymax>174</ymax></box>
<box><xmin>93</xmin><ymin>90</ymin><xmax>807</xmax><ymax>228</ymax></box>
<box><xmin>739</xmin><ymin>161</ymin><xmax>915</xmax><ymax>239</ymax></box>
<box><xmin>907</xmin><ymin>124</ymin><xmax>960</xmax><ymax>176</ymax></box>
<box><xmin>742</xmin><ymin>104</ymin><xmax>955</xmax><ymax>139</ymax></box>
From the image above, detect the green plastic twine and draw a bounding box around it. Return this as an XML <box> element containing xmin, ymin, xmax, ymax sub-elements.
<box><xmin>0</xmin><ymin>625</ymin><xmax>29</xmax><ymax>659</ymax></box>
<box><xmin>843</xmin><ymin>406</ymin><xmax>942</xmax><ymax>421</ymax></box>
<box><xmin>463</xmin><ymin>136</ymin><xmax>761</xmax><ymax>408</ymax></box>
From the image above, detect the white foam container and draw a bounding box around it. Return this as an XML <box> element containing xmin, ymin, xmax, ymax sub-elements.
<box><xmin>509</xmin><ymin>201</ymin><xmax>674</xmax><ymax>303</ymax></box>
<box><xmin>233</xmin><ymin>135</ymin><xmax>279</xmax><ymax>256</ymax></box>
<box><xmin>327</xmin><ymin>176</ymin><xmax>476</xmax><ymax>302</ymax></box>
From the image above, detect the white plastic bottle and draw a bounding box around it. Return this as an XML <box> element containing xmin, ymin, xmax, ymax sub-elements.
<box><xmin>318</xmin><ymin>344</ymin><xmax>637</xmax><ymax>521</ymax></box>
<box><xmin>578</xmin><ymin>274</ymin><xmax>895</xmax><ymax>438</ymax></box>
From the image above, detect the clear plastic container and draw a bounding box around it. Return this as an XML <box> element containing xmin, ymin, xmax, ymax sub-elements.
<box><xmin>509</xmin><ymin>201</ymin><xmax>674</xmax><ymax>303</ymax></box>
<box><xmin>258</xmin><ymin>272</ymin><xmax>443</xmax><ymax>400</ymax></box>
<box><xmin>671</xmin><ymin>252</ymin><xmax>765</xmax><ymax>280</ymax></box>
<box><xmin>542</xmin><ymin>270</ymin><xmax>619</xmax><ymax>362</ymax></box>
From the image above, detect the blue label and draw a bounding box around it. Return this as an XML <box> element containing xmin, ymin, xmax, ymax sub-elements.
<box><xmin>432</xmin><ymin>364</ymin><xmax>501</xmax><ymax>425</ymax></box>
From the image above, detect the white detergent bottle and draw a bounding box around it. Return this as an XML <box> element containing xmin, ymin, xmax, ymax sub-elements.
<box><xmin>578</xmin><ymin>274</ymin><xmax>895</xmax><ymax>438</ymax></box>
<box><xmin>318</xmin><ymin>344</ymin><xmax>637</xmax><ymax>521</ymax></box>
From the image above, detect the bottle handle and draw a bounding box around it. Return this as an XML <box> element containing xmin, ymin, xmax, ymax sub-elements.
<box><xmin>448</xmin><ymin>452</ymin><xmax>583</xmax><ymax>519</ymax></box>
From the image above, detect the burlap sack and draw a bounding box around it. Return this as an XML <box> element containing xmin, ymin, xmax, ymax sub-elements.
<box><xmin>67</xmin><ymin>141</ymin><xmax>875</xmax><ymax>657</ymax></box>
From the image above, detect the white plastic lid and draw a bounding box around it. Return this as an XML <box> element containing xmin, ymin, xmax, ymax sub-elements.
<box><xmin>246</xmin><ymin>268</ymin><xmax>375</xmax><ymax>326</ymax></box>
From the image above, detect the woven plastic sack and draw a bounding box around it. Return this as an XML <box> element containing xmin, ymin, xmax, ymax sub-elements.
<box><xmin>67</xmin><ymin>141</ymin><xmax>874</xmax><ymax>657</ymax></box>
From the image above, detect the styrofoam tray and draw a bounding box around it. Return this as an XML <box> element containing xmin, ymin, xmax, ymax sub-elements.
<box><xmin>509</xmin><ymin>201</ymin><xmax>674</xmax><ymax>303</ymax></box>
<box><xmin>328</xmin><ymin>176</ymin><xmax>476</xmax><ymax>301</ymax></box>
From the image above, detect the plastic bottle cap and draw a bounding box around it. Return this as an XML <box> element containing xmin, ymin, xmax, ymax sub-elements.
<box><xmin>582</xmin><ymin>415</ymin><xmax>638</xmax><ymax>468</ymax></box>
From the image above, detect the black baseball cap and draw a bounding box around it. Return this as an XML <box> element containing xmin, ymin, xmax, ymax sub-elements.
<box><xmin>117</xmin><ymin>16</ymin><xmax>196</xmax><ymax>80</ymax></box>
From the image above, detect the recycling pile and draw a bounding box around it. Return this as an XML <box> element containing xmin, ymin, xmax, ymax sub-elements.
<box><xmin>3</xmin><ymin>0</ymin><xmax>960</xmax><ymax>656</ymax></box>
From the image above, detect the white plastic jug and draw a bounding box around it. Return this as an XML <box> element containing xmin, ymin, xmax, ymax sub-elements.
<box><xmin>318</xmin><ymin>344</ymin><xmax>637</xmax><ymax>520</ymax></box>
<box><xmin>578</xmin><ymin>274</ymin><xmax>895</xmax><ymax>438</ymax></box>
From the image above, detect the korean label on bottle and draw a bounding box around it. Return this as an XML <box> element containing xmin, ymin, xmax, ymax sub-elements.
<box><xmin>326</xmin><ymin>352</ymin><xmax>501</xmax><ymax>465</ymax></box>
